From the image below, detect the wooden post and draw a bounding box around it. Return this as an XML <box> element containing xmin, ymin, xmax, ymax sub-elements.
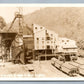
<box><xmin>10</xmin><ymin>46</ymin><xmax>12</xmax><ymax>61</ymax></box>
<box><xmin>45</xmin><ymin>49</ymin><xmax>47</xmax><ymax>60</ymax></box>
<box><xmin>33</xmin><ymin>49</ymin><xmax>35</xmax><ymax>60</ymax></box>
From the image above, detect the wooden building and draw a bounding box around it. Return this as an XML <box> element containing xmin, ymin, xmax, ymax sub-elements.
<box><xmin>0</xmin><ymin>32</ymin><xmax>17</xmax><ymax>62</ymax></box>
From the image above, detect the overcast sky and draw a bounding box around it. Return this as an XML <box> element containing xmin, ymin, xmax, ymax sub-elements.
<box><xmin>0</xmin><ymin>7</ymin><xmax>41</xmax><ymax>23</ymax></box>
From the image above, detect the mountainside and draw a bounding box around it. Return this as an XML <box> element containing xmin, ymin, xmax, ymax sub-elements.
<box><xmin>23</xmin><ymin>7</ymin><xmax>84</xmax><ymax>42</ymax></box>
<box><xmin>7</xmin><ymin>7</ymin><xmax>84</xmax><ymax>49</ymax></box>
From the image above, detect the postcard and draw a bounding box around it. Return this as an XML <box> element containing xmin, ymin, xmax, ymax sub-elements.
<box><xmin>0</xmin><ymin>4</ymin><xmax>83</xmax><ymax>81</ymax></box>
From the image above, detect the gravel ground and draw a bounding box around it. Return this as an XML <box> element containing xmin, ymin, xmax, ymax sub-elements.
<box><xmin>33</xmin><ymin>61</ymin><xmax>69</xmax><ymax>78</ymax></box>
<box><xmin>0</xmin><ymin>60</ymin><xmax>69</xmax><ymax>78</ymax></box>
<box><xmin>0</xmin><ymin>59</ymin><xmax>83</xmax><ymax>78</ymax></box>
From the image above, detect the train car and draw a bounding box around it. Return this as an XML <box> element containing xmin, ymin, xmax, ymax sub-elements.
<box><xmin>51</xmin><ymin>57</ymin><xmax>79</xmax><ymax>76</ymax></box>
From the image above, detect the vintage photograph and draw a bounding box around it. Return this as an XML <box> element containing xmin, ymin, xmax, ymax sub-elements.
<box><xmin>0</xmin><ymin>4</ymin><xmax>84</xmax><ymax>80</ymax></box>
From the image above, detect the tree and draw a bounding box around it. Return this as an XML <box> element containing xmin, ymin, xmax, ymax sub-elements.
<box><xmin>0</xmin><ymin>16</ymin><xmax>6</xmax><ymax>29</ymax></box>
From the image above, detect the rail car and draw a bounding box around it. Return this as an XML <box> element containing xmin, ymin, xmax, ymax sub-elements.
<box><xmin>51</xmin><ymin>56</ymin><xmax>84</xmax><ymax>77</ymax></box>
<box><xmin>74</xmin><ymin>60</ymin><xmax>84</xmax><ymax>76</ymax></box>
<box><xmin>51</xmin><ymin>57</ymin><xmax>79</xmax><ymax>76</ymax></box>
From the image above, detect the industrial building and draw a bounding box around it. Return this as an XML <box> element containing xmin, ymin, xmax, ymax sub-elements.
<box><xmin>33</xmin><ymin>24</ymin><xmax>58</xmax><ymax>54</ymax></box>
<box><xmin>57</xmin><ymin>37</ymin><xmax>78</xmax><ymax>53</ymax></box>
<box><xmin>0</xmin><ymin>21</ymin><xmax>78</xmax><ymax>63</ymax></box>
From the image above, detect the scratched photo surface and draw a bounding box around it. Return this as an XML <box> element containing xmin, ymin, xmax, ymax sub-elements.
<box><xmin>0</xmin><ymin>5</ymin><xmax>84</xmax><ymax>80</ymax></box>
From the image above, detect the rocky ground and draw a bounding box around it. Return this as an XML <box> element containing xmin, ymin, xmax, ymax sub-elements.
<box><xmin>0</xmin><ymin>58</ymin><xmax>83</xmax><ymax>78</ymax></box>
<box><xmin>0</xmin><ymin>60</ymin><xmax>68</xmax><ymax>78</ymax></box>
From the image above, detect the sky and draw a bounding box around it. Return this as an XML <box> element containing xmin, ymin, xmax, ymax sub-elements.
<box><xmin>0</xmin><ymin>4</ymin><xmax>84</xmax><ymax>24</ymax></box>
<box><xmin>0</xmin><ymin>7</ymin><xmax>41</xmax><ymax>23</ymax></box>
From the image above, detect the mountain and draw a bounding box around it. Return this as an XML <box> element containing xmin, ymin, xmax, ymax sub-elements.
<box><xmin>7</xmin><ymin>7</ymin><xmax>84</xmax><ymax>49</ymax></box>
<box><xmin>23</xmin><ymin>7</ymin><xmax>84</xmax><ymax>41</ymax></box>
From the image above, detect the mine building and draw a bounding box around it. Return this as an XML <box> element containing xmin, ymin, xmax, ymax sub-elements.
<box><xmin>56</xmin><ymin>37</ymin><xmax>78</xmax><ymax>61</ymax></box>
<box><xmin>32</xmin><ymin>24</ymin><xmax>58</xmax><ymax>57</ymax></box>
<box><xmin>0</xmin><ymin>31</ymin><xmax>17</xmax><ymax>62</ymax></box>
<box><xmin>0</xmin><ymin>20</ymin><xmax>78</xmax><ymax>63</ymax></box>
<box><xmin>57</xmin><ymin>37</ymin><xmax>78</xmax><ymax>53</ymax></box>
<box><xmin>23</xmin><ymin>24</ymin><xmax>78</xmax><ymax>61</ymax></box>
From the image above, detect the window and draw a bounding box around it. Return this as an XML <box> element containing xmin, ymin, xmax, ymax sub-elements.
<box><xmin>67</xmin><ymin>40</ymin><xmax>69</xmax><ymax>42</ymax></box>
<box><xmin>51</xmin><ymin>41</ymin><xmax>53</xmax><ymax>43</ymax></box>
<box><xmin>51</xmin><ymin>38</ymin><xmax>53</xmax><ymax>40</ymax></box>
<box><xmin>42</xmin><ymin>37</ymin><xmax>44</xmax><ymax>40</ymax></box>
<box><xmin>46</xmin><ymin>37</ymin><xmax>50</xmax><ymax>40</ymax></box>
<box><xmin>36</xmin><ymin>38</ymin><xmax>39</xmax><ymax>43</ymax></box>
<box><xmin>46</xmin><ymin>33</ymin><xmax>48</xmax><ymax>35</ymax></box>
<box><xmin>42</xmin><ymin>41</ymin><xmax>44</xmax><ymax>44</ymax></box>
<box><xmin>37</xmin><ymin>38</ymin><xmax>39</xmax><ymax>40</ymax></box>
<box><xmin>56</xmin><ymin>46</ymin><xmax>57</xmax><ymax>48</ymax></box>
<box><xmin>47</xmin><ymin>45</ymin><xmax>50</xmax><ymax>49</ymax></box>
<box><xmin>62</xmin><ymin>40</ymin><xmax>64</xmax><ymax>42</ymax></box>
<box><xmin>35</xmin><ymin>27</ymin><xmax>37</xmax><ymax>29</ymax></box>
<box><xmin>40</xmin><ymin>27</ymin><xmax>43</xmax><ymax>29</ymax></box>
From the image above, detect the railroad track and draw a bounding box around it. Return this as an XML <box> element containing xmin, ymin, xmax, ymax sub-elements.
<box><xmin>51</xmin><ymin>57</ymin><xmax>84</xmax><ymax>77</ymax></box>
<box><xmin>51</xmin><ymin>63</ymin><xmax>84</xmax><ymax>77</ymax></box>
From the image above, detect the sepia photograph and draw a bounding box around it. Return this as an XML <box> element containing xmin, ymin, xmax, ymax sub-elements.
<box><xmin>0</xmin><ymin>4</ymin><xmax>84</xmax><ymax>80</ymax></box>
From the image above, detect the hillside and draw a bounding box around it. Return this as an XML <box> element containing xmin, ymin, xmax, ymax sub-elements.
<box><xmin>7</xmin><ymin>7</ymin><xmax>84</xmax><ymax>49</ymax></box>
<box><xmin>22</xmin><ymin>7</ymin><xmax>84</xmax><ymax>41</ymax></box>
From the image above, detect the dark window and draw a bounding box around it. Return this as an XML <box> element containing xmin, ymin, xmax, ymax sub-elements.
<box><xmin>46</xmin><ymin>37</ymin><xmax>50</xmax><ymax>40</ymax></box>
<box><xmin>56</xmin><ymin>46</ymin><xmax>57</xmax><ymax>48</ymax></box>
<box><xmin>67</xmin><ymin>40</ymin><xmax>69</xmax><ymax>42</ymax></box>
<box><xmin>37</xmin><ymin>38</ymin><xmax>39</xmax><ymax>40</ymax></box>
<box><xmin>46</xmin><ymin>33</ymin><xmax>48</xmax><ymax>35</ymax></box>
<box><xmin>47</xmin><ymin>45</ymin><xmax>50</xmax><ymax>49</ymax></box>
<box><xmin>35</xmin><ymin>27</ymin><xmax>37</xmax><ymax>29</ymax></box>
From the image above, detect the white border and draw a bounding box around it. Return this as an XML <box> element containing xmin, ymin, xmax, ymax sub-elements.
<box><xmin>0</xmin><ymin>77</ymin><xmax>84</xmax><ymax>81</ymax></box>
<box><xmin>0</xmin><ymin>4</ymin><xmax>84</xmax><ymax>81</ymax></box>
<box><xmin>0</xmin><ymin>4</ymin><xmax>84</xmax><ymax>7</ymax></box>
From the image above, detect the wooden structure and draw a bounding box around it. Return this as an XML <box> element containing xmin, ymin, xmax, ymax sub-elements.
<box><xmin>23</xmin><ymin>35</ymin><xmax>34</xmax><ymax>63</ymax></box>
<box><xmin>0</xmin><ymin>32</ymin><xmax>17</xmax><ymax>61</ymax></box>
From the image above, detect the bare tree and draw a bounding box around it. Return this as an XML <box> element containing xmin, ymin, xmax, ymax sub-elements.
<box><xmin>0</xmin><ymin>16</ymin><xmax>6</xmax><ymax>29</ymax></box>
